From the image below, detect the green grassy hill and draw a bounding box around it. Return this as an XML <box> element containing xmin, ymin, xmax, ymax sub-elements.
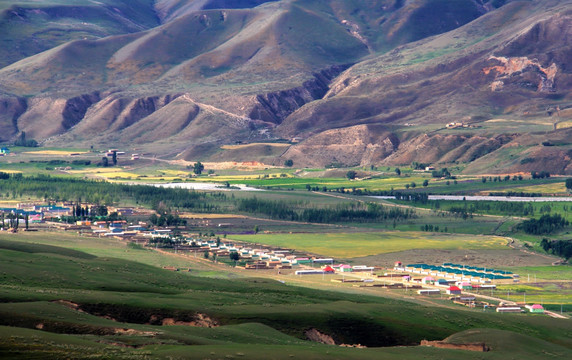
<box><xmin>0</xmin><ymin>235</ymin><xmax>571</xmax><ymax>359</ymax></box>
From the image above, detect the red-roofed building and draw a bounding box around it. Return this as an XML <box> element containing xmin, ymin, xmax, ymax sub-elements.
<box><xmin>525</xmin><ymin>304</ymin><xmax>544</xmax><ymax>313</ymax></box>
<box><xmin>323</xmin><ymin>266</ymin><xmax>335</xmax><ymax>272</ymax></box>
<box><xmin>446</xmin><ymin>286</ymin><xmax>462</xmax><ymax>295</ymax></box>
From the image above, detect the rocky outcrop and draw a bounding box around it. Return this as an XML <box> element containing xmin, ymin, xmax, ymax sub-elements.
<box><xmin>62</xmin><ymin>92</ymin><xmax>101</xmax><ymax>130</ymax></box>
<box><xmin>305</xmin><ymin>328</ymin><xmax>336</xmax><ymax>345</ymax></box>
<box><xmin>249</xmin><ymin>65</ymin><xmax>350</xmax><ymax>124</ymax></box>
<box><xmin>483</xmin><ymin>56</ymin><xmax>557</xmax><ymax>92</ymax></box>
<box><xmin>420</xmin><ymin>339</ymin><xmax>489</xmax><ymax>352</ymax></box>
<box><xmin>160</xmin><ymin>313</ymin><xmax>218</xmax><ymax>328</ymax></box>
<box><xmin>305</xmin><ymin>328</ymin><xmax>367</xmax><ymax>348</ymax></box>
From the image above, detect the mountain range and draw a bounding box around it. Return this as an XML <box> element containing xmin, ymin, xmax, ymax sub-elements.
<box><xmin>1</xmin><ymin>0</ymin><xmax>572</xmax><ymax>173</ymax></box>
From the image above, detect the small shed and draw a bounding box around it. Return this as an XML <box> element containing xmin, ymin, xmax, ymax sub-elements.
<box><xmin>422</xmin><ymin>276</ymin><xmax>435</xmax><ymax>285</ymax></box>
<box><xmin>339</xmin><ymin>264</ymin><xmax>353</xmax><ymax>272</ymax></box>
<box><xmin>525</xmin><ymin>304</ymin><xmax>544</xmax><ymax>313</ymax></box>
<box><xmin>460</xmin><ymin>282</ymin><xmax>473</xmax><ymax>290</ymax></box>
<box><xmin>323</xmin><ymin>266</ymin><xmax>335</xmax><ymax>273</ymax></box>
<box><xmin>447</xmin><ymin>286</ymin><xmax>462</xmax><ymax>295</ymax></box>
<box><xmin>437</xmin><ymin>279</ymin><xmax>449</xmax><ymax>286</ymax></box>
<box><xmin>394</xmin><ymin>261</ymin><xmax>402</xmax><ymax>268</ymax></box>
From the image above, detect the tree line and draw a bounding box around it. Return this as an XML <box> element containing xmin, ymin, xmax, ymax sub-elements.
<box><xmin>0</xmin><ymin>173</ymin><xmax>222</xmax><ymax>213</ymax></box>
<box><xmin>518</xmin><ymin>214</ymin><xmax>569</xmax><ymax>235</ymax></box>
<box><xmin>0</xmin><ymin>174</ymin><xmax>416</xmax><ymax>225</ymax></box>
<box><xmin>540</xmin><ymin>238</ymin><xmax>572</xmax><ymax>259</ymax></box>
<box><xmin>236</xmin><ymin>197</ymin><xmax>416</xmax><ymax>223</ymax></box>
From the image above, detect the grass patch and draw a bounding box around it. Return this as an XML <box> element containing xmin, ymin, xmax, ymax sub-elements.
<box><xmin>230</xmin><ymin>231</ymin><xmax>508</xmax><ymax>258</ymax></box>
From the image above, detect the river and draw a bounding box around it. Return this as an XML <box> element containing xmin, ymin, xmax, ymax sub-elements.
<box><xmin>370</xmin><ymin>195</ymin><xmax>572</xmax><ymax>202</ymax></box>
<box><xmin>140</xmin><ymin>182</ymin><xmax>263</xmax><ymax>192</ymax></box>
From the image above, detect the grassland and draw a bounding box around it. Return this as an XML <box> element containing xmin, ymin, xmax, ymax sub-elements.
<box><xmin>230</xmin><ymin>232</ymin><xmax>508</xmax><ymax>259</ymax></box>
<box><xmin>1</xmin><ymin>234</ymin><xmax>571</xmax><ymax>359</ymax></box>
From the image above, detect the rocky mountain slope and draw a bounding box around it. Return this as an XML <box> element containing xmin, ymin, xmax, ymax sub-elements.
<box><xmin>1</xmin><ymin>0</ymin><xmax>572</xmax><ymax>173</ymax></box>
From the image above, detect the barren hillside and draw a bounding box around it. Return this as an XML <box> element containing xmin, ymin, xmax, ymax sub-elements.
<box><xmin>1</xmin><ymin>0</ymin><xmax>572</xmax><ymax>173</ymax></box>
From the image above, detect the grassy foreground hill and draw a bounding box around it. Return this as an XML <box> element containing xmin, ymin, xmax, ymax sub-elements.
<box><xmin>0</xmin><ymin>234</ymin><xmax>571</xmax><ymax>359</ymax></box>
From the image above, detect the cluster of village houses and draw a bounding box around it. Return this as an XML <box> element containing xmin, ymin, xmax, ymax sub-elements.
<box><xmin>0</xmin><ymin>202</ymin><xmax>139</xmax><ymax>225</ymax></box>
<box><xmin>0</xmin><ymin>203</ymin><xmax>73</xmax><ymax>224</ymax></box>
<box><xmin>1</xmin><ymin>202</ymin><xmax>545</xmax><ymax>315</ymax></box>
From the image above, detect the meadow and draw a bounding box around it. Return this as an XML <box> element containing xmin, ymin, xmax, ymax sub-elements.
<box><xmin>230</xmin><ymin>232</ymin><xmax>508</xmax><ymax>259</ymax></box>
<box><xmin>1</xmin><ymin>234</ymin><xmax>571</xmax><ymax>360</ymax></box>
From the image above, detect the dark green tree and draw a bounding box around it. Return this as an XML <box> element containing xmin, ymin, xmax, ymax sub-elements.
<box><xmin>346</xmin><ymin>170</ymin><xmax>357</xmax><ymax>180</ymax></box>
<box><xmin>284</xmin><ymin>159</ymin><xmax>293</xmax><ymax>167</ymax></box>
<box><xmin>566</xmin><ymin>178</ymin><xmax>572</xmax><ymax>191</ymax></box>
<box><xmin>193</xmin><ymin>162</ymin><xmax>204</xmax><ymax>175</ymax></box>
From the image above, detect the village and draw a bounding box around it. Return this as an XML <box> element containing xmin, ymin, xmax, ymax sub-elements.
<box><xmin>0</xmin><ymin>199</ymin><xmax>554</xmax><ymax>318</ymax></box>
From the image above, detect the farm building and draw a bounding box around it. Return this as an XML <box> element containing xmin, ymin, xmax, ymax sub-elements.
<box><xmin>314</xmin><ymin>258</ymin><xmax>334</xmax><ymax>264</ymax></box>
<box><xmin>333</xmin><ymin>264</ymin><xmax>353</xmax><ymax>272</ymax></box>
<box><xmin>496</xmin><ymin>307</ymin><xmax>522</xmax><ymax>313</ymax></box>
<box><xmin>418</xmin><ymin>289</ymin><xmax>440</xmax><ymax>295</ymax></box>
<box><xmin>525</xmin><ymin>304</ymin><xmax>544</xmax><ymax>313</ymax></box>
<box><xmin>294</xmin><ymin>258</ymin><xmax>312</xmax><ymax>265</ymax></box>
<box><xmin>422</xmin><ymin>276</ymin><xmax>435</xmax><ymax>284</ymax></box>
<box><xmin>446</xmin><ymin>286</ymin><xmax>462</xmax><ymax>295</ymax></box>
<box><xmin>406</xmin><ymin>263</ymin><xmax>514</xmax><ymax>281</ymax></box>
<box><xmin>295</xmin><ymin>270</ymin><xmax>334</xmax><ymax>275</ymax></box>
<box><xmin>322</xmin><ymin>266</ymin><xmax>335</xmax><ymax>272</ymax></box>
<box><xmin>459</xmin><ymin>282</ymin><xmax>473</xmax><ymax>290</ymax></box>
<box><xmin>437</xmin><ymin>279</ymin><xmax>449</xmax><ymax>286</ymax></box>
<box><xmin>352</xmin><ymin>265</ymin><xmax>374</xmax><ymax>271</ymax></box>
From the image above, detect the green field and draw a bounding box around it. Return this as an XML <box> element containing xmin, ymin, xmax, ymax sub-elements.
<box><xmin>230</xmin><ymin>231</ymin><xmax>508</xmax><ymax>258</ymax></box>
<box><xmin>510</xmin><ymin>265</ymin><xmax>572</xmax><ymax>281</ymax></box>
